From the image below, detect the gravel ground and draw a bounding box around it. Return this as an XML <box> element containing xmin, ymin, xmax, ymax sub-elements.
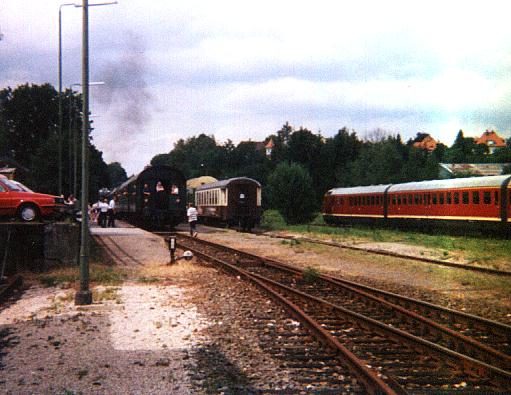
<box><xmin>1</xmin><ymin>222</ymin><xmax>510</xmax><ymax>395</ymax></box>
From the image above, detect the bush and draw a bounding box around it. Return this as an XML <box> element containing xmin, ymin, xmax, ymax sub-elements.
<box><xmin>267</xmin><ymin>162</ymin><xmax>317</xmax><ymax>224</ymax></box>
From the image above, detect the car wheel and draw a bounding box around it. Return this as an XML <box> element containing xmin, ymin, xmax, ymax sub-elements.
<box><xmin>18</xmin><ymin>204</ymin><xmax>40</xmax><ymax>222</ymax></box>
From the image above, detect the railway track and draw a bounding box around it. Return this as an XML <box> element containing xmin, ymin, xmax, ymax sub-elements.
<box><xmin>0</xmin><ymin>275</ymin><xmax>22</xmax><ymax>304</ymax></box>
<box><xmin>172</xmin><ymin>233</ymin><xmax>511</xmax><ymax>394</ymax></box>
<box><xmin>256</xmin><ymin>230</ymin><xmax>511</xmax><ymax>277</ymax></box>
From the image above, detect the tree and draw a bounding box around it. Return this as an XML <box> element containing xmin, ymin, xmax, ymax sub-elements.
<box><xmin>267</xmin><ymin>162</ymin><xmax>316</xmax><ymax>224</ymax></box>
<box><xmin>0</xmin><ymin>83</ymin><xmax>108</xmax><ymax>198</ymax></box>
<box><xmin>107</xmin><ymin>162</ymin><xmax>128</xmax><ymax>188</ymax></box>
<box><xmin>443</xmin><ymin>130</ymin><xmax>485</xmax><ymax>163</ymax></box>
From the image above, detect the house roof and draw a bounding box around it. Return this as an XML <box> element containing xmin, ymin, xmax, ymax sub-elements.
<box><xmin>412</xmin><ymin>134</ymin><xmax>437</xmax><ymax>151</ymax></box>
<box><xmin>474</xmin><ymin>130</ymin><xmax>506</xmax><ymax>147</ymax></box>
<box><xmin>265</xmin><ymin>138</ymin><xmax>275</xmax><ymax>148</ymax></box>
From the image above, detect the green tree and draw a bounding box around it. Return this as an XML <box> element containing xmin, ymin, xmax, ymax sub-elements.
<box><xmin>443</xmin><ymin>130</ymin><xmax>485</xmax><ymax>163</ymax></box>
<box><xmin>107</xmin><ymin>161</ymin><xmax>128</xmax><ymax>188</ymax></box>
<box><xmin>0</xmin><ymin>83</ymin><xmax>108</xmax><ymax>198</ymax></box>
<box><xmin>267</xmin><ymin>162</ymin><xmax>316</xmax><ymax>224</ymax></box>
<box><xmin>151</xmin><ymin>134</ymin><xmax>225</xmax><ymax>179</ymax></box>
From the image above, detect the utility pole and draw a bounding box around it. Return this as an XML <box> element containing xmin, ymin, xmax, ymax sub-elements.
<box><xmin>75</xmin><ymin>0</ymin><xmax>92</xmax><ymax>305</ymax></box>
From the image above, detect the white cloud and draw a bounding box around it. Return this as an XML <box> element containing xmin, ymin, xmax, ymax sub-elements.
<box><xmin>1</xmin><ymin>0</ymin><xmax>511</xmax><ymax>176</ymax></box>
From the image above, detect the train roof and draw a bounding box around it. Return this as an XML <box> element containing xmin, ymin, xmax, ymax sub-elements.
<box><xmin>110</xmin><ymin>165</ymin><xmax>186</xmax><ymax>193</ymax></box>
<box><xmin>327</xmin><ymin>184</ymin><xmax>392</xmax><ymax>195</ymax></box>
<box><xmin>196</xmin><ymin>177</ymin><xmax>261</xmax><ymax>191</ymax></box>
<box><xmin>389</xmin><ymin>175</ymin><xmax>511</xmax><ymax>192</ymax></box>
<box><xmin>327</xmin><ymin>175</ymin><xmax>511</xmax><ymax>196</ymax></box>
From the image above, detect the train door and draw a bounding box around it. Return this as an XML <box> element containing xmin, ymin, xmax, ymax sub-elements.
<box><xmin>229</xmin><ymin>182</ymin><xmax>251</xmax><ymax>229</ymax></box>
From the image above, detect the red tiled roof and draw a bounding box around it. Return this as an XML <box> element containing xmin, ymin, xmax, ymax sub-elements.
<box><xmin>412</xmin><ymin>135</ymin><xmax>437</xmax><ymax>152</ymax></box>
<box><xmin>474</xmin><ymin>130</ymin><xmax>506</xmax><ymax>147</ymax></box>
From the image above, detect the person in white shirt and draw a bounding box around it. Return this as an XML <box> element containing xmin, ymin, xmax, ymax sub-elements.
<box><xmin>107</xmin><ymin>197</ymin><xmax>116</xmax><ymax>227</ymax></box>
<box><xmin>98</xmin><ymin>198</ymin><xmax>109</xmax><ymax>228</ymax></box>
<box><xmin>187</xmin><ymin>203</ymin><xmax>198</xmax><ymax>237</ymax></box>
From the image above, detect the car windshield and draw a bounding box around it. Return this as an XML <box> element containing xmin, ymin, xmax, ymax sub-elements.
<box><xmin>3</xmin><ymin>179</ymin><xmax>25</xmax><ymax>191</ymax></box>
<box><xmin>13</xmin><ymin>181</ymin><xmax>34</xmax><ymax>192</ymax></box>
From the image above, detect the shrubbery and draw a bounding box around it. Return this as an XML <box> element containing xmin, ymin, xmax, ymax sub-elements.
<box><xmin>267</xmin><ymin>162</ymin><xmax>317</xmax><ymax>224</ymax></box>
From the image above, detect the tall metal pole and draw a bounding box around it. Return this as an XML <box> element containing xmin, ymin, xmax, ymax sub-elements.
<box><xmin>75</xmin><ymin>0</ymin><xmax>92</xmax><ymax>305</ymax></box>
<box><xmin>58</xmin><ymin>7</ymin><xmax>63</xmax><ymax>196</ymax></box>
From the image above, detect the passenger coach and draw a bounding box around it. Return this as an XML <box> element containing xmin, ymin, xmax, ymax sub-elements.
<box><xmin>195</xmin><ymin>177</ymin><xmax>261</xmax><ymax>231</ymax></box>
<box><xmin>322</xmin><ymin>175</ymin><xmax>511</xmax><ymax>234</ymax></box>
<box><xmin>111</xmin><ymin>165</ymin><xmax>186</xmax><ymax>229</ymax></box>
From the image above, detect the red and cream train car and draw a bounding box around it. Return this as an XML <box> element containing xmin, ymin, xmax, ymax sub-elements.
<box><xmin>322</xmin><ymin>175</ymin><xmax>511</xmax><ymax>234</ymax></box>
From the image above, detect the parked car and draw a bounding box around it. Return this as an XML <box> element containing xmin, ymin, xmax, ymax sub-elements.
<box><xmin>0</xmin><ymin>176</ymin><xmax>66</xmax><ymax>222</ymax></box>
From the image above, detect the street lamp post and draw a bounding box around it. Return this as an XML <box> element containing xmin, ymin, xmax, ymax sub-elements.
<box><xmin>75</xmin><ymin>0</ymin><xmax>117</xmax><ymax>306</ymax></box>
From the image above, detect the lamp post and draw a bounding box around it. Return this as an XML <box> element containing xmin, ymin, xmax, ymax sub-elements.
<box><xmin>75</xmin><ymin>0</ymin><xmax>117</xmax><ymax>306</ymax></box>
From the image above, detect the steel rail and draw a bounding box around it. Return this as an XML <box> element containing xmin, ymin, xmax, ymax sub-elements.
<box><xmin>190</xmin><ymin>247</ymin><xmax>400</xmax><ymax>395</ymax></box>
<box><xmin>0</xmin><ymin>275</ymin><xmax>22</xmax><ymax>304</ymax></box>
<box><xmin>176</xmin><ymin>233</ymin><xmax>511</xmax><ymax>352</ymax></box>
<box><xmin>188</xmin><ymin>242</ymin><xmax>511</xmax><ymax>391</ymax></box>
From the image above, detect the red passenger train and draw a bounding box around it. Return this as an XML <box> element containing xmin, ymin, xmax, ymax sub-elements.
<box><xmin>322</xmin><ymin>175</ymin><xmax>511</xmax><ymax>234</ymax></box>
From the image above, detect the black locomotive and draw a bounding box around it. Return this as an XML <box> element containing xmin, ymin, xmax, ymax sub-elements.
<box><xmin>110</xmin><ymin>165</ymin><xmax>186</xmax><ymax>229</ymax></box>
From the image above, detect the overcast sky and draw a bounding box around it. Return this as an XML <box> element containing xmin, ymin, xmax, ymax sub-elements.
<box><xmin>1</xmin><ymin>0</ymin><xmax>510</xmax><ymax>175</ymax></box>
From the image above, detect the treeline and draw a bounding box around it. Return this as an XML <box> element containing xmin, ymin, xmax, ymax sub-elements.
<box><xmin>151</xmin><ymin>123</ymin><xmax>511</xmax><ymax>212</ymax></box>
<box><xmin>0</xmin><ymin>83</ymin><xmax>127</xmax><ymax>199</ymax></box>
<box><xmin>2</xmin><ymin>83</ymin><xmax>510</xmax><ymax>217</ymax></box>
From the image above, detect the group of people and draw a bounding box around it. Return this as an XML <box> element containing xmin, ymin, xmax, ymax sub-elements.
<box><xmin>91</xmin><ymin>197</ymin><xmax>116</xmax><ymax>228</ymax></box>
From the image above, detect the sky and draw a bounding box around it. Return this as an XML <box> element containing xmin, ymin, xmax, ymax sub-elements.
<box><xmin>1</xmin><ymin>0</ymin><xmax>510</xmax><ymax>176</ymax></box>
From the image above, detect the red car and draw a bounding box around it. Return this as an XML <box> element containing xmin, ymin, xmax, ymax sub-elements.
<box><xmin>0</xmin><ymin>176</ymin><xmax>66</xmax><ymax>222</ymax></box>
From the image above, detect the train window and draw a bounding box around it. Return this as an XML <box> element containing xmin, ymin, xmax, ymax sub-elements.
<box><xmin>494</xmin><ymin>191</ymin><xmax>499</xmax><ymax>205</ymax></box>
<box><xmin>392</xmin><ymin>195</ymin><xmax>397</xmax><ymax>205</ymax></box>
<box><xmin>408</xmin><ymin>194</ymin><xmax>412</xmax><ymax>205</ymax></box>
<box><xmin>357</xmin><ymin>196</ymin><xmax>361</xmax><ymax>206</ymax></box>
<box><xmin>484</xmin><ymin>191</ymin><xmax>491</xmax><ymax>204</ymax></box>
<box><xmin>349</xmin><ymin>197</ymin><xmax>353</xmax><ymax>206</ymax></box>
<box><xmin>462</xmin><ymin>192</ymin><xmax>469</xmax><ymax>204</ymax></box>
<box><xmin>370</xmin><ymin>196</ymin><xmax>374</xmax><ymax>205</ymax></box>
<box><xmin>472</xmin><ymin>191</ymin><xmax>480</xmax><ymax>204</ymax></box>
<box><xmin>509</xmin><ymin>191</ymin><xmax>511</xmax><ymax>206</ymax></box>
<box><xmin>447</xmin><ymin>192</ymin><xmax>452</xmax><ymax>204</ymax></box>
<box><xmin>454</xmin><ymin>192</ymin><xmax>459</xmax><ymax>204</ymax></box>
<box><xmin>414</xmin><ymin>194</ymin><xmax>419</xmax><ymax>205</ymax></box>
<box><xmin>439</xmin><ymin>193</ymin><xmax>444</xmax><ymax>204</ymax></box>
<box><xmin>432</xmin><ymin>194</ymin><xmax>437</xmax><ymax>204</ymax></box>
<box><xmin>397</xmin><ymin>195</ymin><xmax>401</xmax><ymax>205</ymax></box>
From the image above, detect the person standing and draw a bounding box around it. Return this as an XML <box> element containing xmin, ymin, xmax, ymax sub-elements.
<box><xmin>187</xmin><ymin>202</ymin><xmax>198</xmax><ymax>237</ymax></box>
<box><xmin>98</xmin><ymin>198</ymin><xmax>109</xmax><ymax>228</ymax></box>
<box><xmin>107</xmin><ymin>196</ymin><xmax>116</xmax><ymax>227</ymax></box>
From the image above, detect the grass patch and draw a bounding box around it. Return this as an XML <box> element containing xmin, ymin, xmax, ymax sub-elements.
<box><xmin>261</xmin><ymin>210</ymin><xmax>511</xmax><ymax>270</ymax></box>
<box><xmin>302</xmin><ymin>266</ymin><xmax>321</xmax><ymax>284</ymax></box>
<box><xmin>38</xmin><ymin>264</ymin><xmax>127</xmax><ymax>288</ymax></box>
<box><xmin>93</xmin><ymin>286</ymin><xmax>121</xmax><ymax>302</ymax></box>
<box><xmin>136</xmin><ymin>276</ymin><xmax>161</xmax><ymax>283</ymax></box>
